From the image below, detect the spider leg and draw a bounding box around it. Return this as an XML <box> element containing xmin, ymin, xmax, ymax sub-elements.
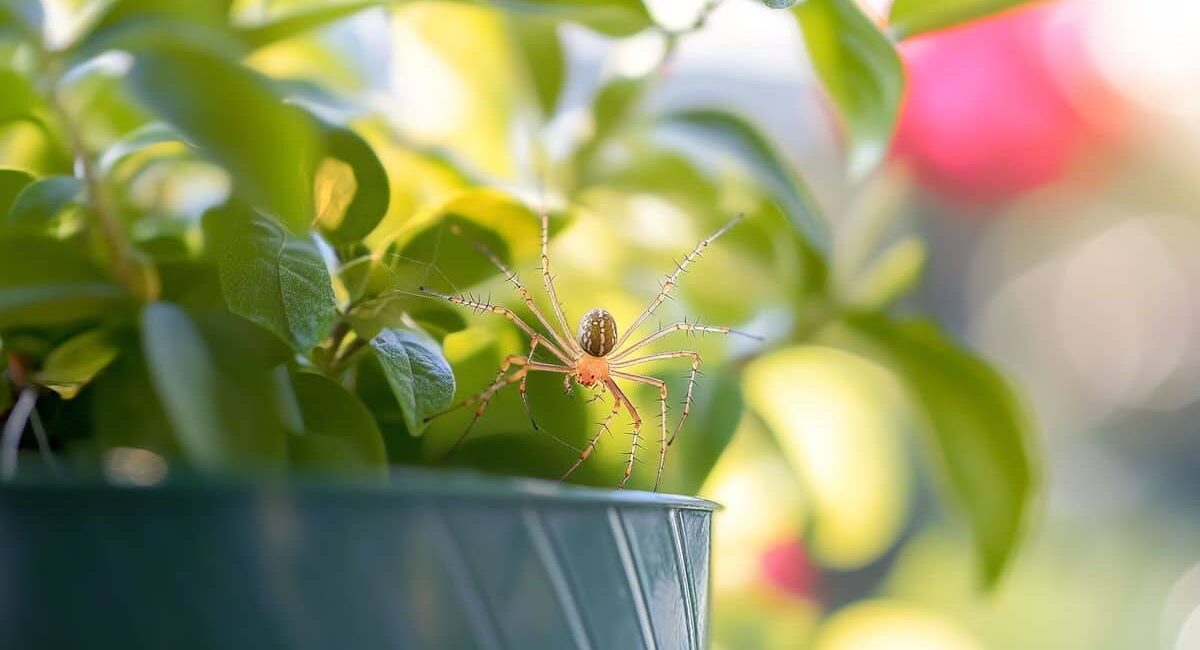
<box><xmin>560</xmin><ymin>391</ymin><xmax>622</xmax><ymax>482</ymax></box>
<box><xmin>435</xmin><ymin>354</ymin><xmax>573</xmax><ymax>458</ymax></box>
<box><xmin>518</xmin><ymin>337</ymin><xmax>544</xmax><ymax>430</ymax></box>
<box><xmin>563</xmin><ymin>373</ymin><xmax>574</xmax><ymax>396</ymax></box>
<box><xmin>538</xmin><ymin>204</ymin><xmax>579</xmax><ymax>354</ymax></box>
<box><xmin>611</xmin><ymin>214</ymin><xmax>742</xmax><ymax>351</ymax></box>
<box><xmin>453</xmin><ymin>226</ymin><xmax>582</xmax><ymax>357</ymax></box>
<box><xmin>603</xmin><ymin>378</ymin><xmax>643</xmax><ymax>490</ymax></box>
<box><xmin>441</xmin><ymin>366</ymin><xmax>527</xmax><ymax>459</ymax></box>
<box><xmin>417</xmin><ymin>287</ymin><xmax>572</xmax><ymax>363</ymax></box>
<box><xmin>613</xmin><ymin>352</ymin><xmax>702</xmax><ymax>446</ymax></box>
<box><xmin>613</xmin><ymin>372</ymin><xmax>670</xmax><ymax>491</ymax></box>
<box><xmin>584</xmin><ymin>382</ymin><xmax>608</xmax><ymax>405</ymax></box>
<box><xmin>609</xmin><ymin>320</ymin><xmax>760</xmax><ymax>363</ymax></box>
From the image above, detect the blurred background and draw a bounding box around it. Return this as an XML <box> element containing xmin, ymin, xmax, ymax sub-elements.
<box><xmin>5</xmin><ymin>0</ymin><xmax>1200</xmax><ymax>647</ymax></box>
<box><xmin>689</xmin><ymin>1</ymin><xmax>1200</xmax><ymax>648</ymax></box>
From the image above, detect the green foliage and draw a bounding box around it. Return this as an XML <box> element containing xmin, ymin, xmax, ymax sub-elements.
<box><xmin>140</xmin><ymin>303</ymin><xmax>288</xmax><ymax>469</ymax></box>
<box><xmin>508</xmin><ymin>16</ymin><xmax>565</xmax><ymax>118</ymax></box>
<box><xmin>35</xmin><ymin>329</ymin><xmax>118</xmax><ymax>399</ymax></box>
<box><xmin>0</xmin><ymin>69</ymin><xmax>35</xmax><ymax>123</ymax></box>
<box><xmin>237</xmin><ymin>1</ymin><xmax>385</xmax><ymax>49</ymax></box>
<box><xmin>6</xmin><ymin>176</ymin><xmax>83</xmax><ymax>231</ymax></box>
<box><xmin>369</xmin><ymin>328</ymin><xmax>456</xmax><ymax>437</ymax></box>
<box><xmin>387</xmin><ymin>188</ymin><xmax>542</xmax><ymax>291</ymax></box>
<box><xmin>0</xmin><ymin>0</ymin><xmax>1038</xmax><ymax>589</ymax></box>
<box><xmin>287</xmin><ymin>370</ymin><xmax>388</xmax><ymax>477</ymax></box>
<box><xmin>0</xmin><ymin>234</ymin><xmax>128</xmax><ymax>327</ymax></box>
<box><xmin>125</xmin><ymin>45</ymin><xmax>321</xmax><ymax>231</ymax></box>
<box><xmin>661</xmin><ymin>368</ymin><xmax>744</xmax><ymax>495</ymax></box>
<box><xmin>203</xmin><ymin>202</ymin><xmax>338</xmax><ymax>353</ymax></box>
<box><xmin>844</xmin><ymin>237</ymin><xmax>925</xmax><ymax>309</ymax></box>
<box><xmin>486</xmin><ymin>0</ymin><xmax>653</xmax><ymax>37</ymax></box>
<box><xmin>843</xmin><ymin>314</ymin><xmax>1037</xmax><ymax>587</ymax></box>
<box><xmin>0</xmin><ymin>168</ymin><xmax>33</xmax><ymax>217</ymax></box>
<box><xmin>313</xmin><ymin>123</ymin><xmax>391</xmax><ymax>245</ymax></box>
<box><xmin>794</xmin><ymin>0</ymin><xmax>904</xmax><ymax>179</ymax></box>
<box><xmin>657</xmin><ymin>109</ymin><xmax>829</xmax><ymax>252</ymax></box>
<box><xmin>91</xmin><ymin>345</ymin><xmax>182</xmax><ymax>457</ymax></box>
<box><xmin>889</xmin><ymin>0</ymin><xmax>1039</xmax><ymax>40</ymax></box>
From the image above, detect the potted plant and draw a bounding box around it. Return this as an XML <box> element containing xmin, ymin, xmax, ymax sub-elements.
<box><xmin>0</xmin><ymin>0</ymin><xmax>1036</xmax><ymax>647</ymax></box>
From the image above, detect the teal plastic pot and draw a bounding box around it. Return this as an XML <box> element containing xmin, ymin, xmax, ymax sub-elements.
<box><xmin>0</xmin><ymin>469</ymin><xmax>717</xmax><ymax>649</ymax></box>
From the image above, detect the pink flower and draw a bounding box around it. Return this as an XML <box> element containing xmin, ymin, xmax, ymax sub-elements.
<box><xmin>760</xmin><ymin>538</ymin><xmax>820</xmax><ymax>600</ymax></box>
<box><xmin>891</xmin><ymin>1</ymin><xmax>1124</xmax><ymax>204</ymax></box>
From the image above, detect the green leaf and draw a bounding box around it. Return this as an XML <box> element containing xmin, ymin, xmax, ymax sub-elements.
<box><xmin>0</xmin><ymin>234</ymin><xmax>128</xmax><ymax>328</ymax></box>
<box><xmin>140</xmin><ymin>302</ymin><xmax>228</xmax><ymax>467</ymax></box>
<box><xmin>369</xmin><ymin>327</ymin><xmax>455</xmax><ymax>436</ymax></box>
<box><xmin>594</xmin><ymin>77</ymin><xmax>645</xmax><ymax>138</ymax></box>
<box><xmin>888</xmin><ymin>0</ymin><xmax>1035</xmax><ymax>40</ymax></box>
<box><xmin>125</xmin><ymin>45</ymin><xmax>321</xmax><ymax>231</ymax></box>
<box><xmin>508</xmin><ymin>16</ymin><xmax>564</xmax><ymax>117</ymax></box>
<box><xmin>389</xmin><ymin>188</ymin><xmax>542</xmax><ymax>291</ymax></box>
<box><xmin>0</xmin><ymin>69</ymin><xmax>36</xmax><ymax>123</ymax></box>
<box><xmin>313</xmin><ymin>122</ymin><xmax>390</xmax><ymax>245</ymax></box>
<box><xmin>484</xmin><ymin>0</ymin><xmax>653</xmax><ymax>37</ymax></box>
<box><xmin>794</xmin><ymin>0</ymin><xmax>904</xmax><ymax>179</ymax></box>
<box><xmin>92</xmin><ymin>344</ymin><xmax>184</xmax><ymax>457</ymax></box>
<box><xmin>657</xmin><ymin>109</ymin><xmax>830</xmax><ymax>252</ymax></box>
<box><xmin>287</xmin><ymin>370</ymin><xmax>388</xmax><ymax>476</ymax></box>
<box><xmin>88</xmin><ymin>0</ymin><xmax>232</xmax><ymax>35</ymax></box>
<box><xmin>6</xmin><ymin>175</ymin><xmax>83</xmax><ymax>230</ymax></box>
<box><xmin>35</xmin><ymin>329</ymin><xmax>119</xmax><ymax>399</ymax></box>
<box><xmin>574</xmin><ymin>76</ymin><xmax>646</xmax><ymax>177</ymax></box>
<box><xmin>843</xmin><ymin>236</ymin><xmax>925</xmax><ymax>309</ymax></box>
<box><xmin>98</xmin><ymin>122</ymin><xmax>183</xmax><ymax>175</ymax></box>
<box><xmin>74</xmin><ymin>0</ymin><xmax>241</xmax><ymax>63</ymax></box>
<box><xmin>844</xmin><ymin>314</ymin><xmax>1036</xmax><ymax>587</ymax></box>
<box><xmin>140</xmin><ymin>302</ymin><xmax>288</xmax><ymax>469</ymax></box>
<box><xmin>237</xmin><ymin>1</ymin><xmax>383</xmax><ymax>49</ymax></box>
<box><xmin>0</xmin><ymin>168</ymin><xmax>33</xmax><ymax>218</ymax></box>
<box><xmin>411</xmin><ymin>304</ymin><xmax>468</xmax><ymax>342</ymax></box>
<box><xmin>350</xmin><ymin>293</ymin><xmax>468</xmax><ymax>343</ymax></box>
<box><xmin>203</xmin><ymin>202</ymin><xmax>337</xmax><ymax>353</ymax></box>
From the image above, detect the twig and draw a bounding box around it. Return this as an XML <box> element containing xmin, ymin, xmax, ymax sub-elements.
<box><xmin>1</xmin><ymin>388</ymin><xmax>38</xmax><ymax>481</ymax></box>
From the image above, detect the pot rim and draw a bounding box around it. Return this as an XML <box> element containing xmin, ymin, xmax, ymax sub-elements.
<box><xmin>0</xmin><ymin>466</ymin><xmax>721</xmax><ymax>511</ymax></box>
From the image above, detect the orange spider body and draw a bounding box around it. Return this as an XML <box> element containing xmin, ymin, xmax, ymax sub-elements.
<box><xmin>575</xmin><ymin>353</ymin><xmax>609</xmax><ymax>387</ymax></box>
<box><xmin>420</xmin><ymin>209</ymin><xmax>759</xmax><ymax>490</ymax></box>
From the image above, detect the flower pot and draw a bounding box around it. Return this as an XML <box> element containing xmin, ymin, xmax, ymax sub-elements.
<box><xmin>0</xmin><ymin>469</ymin><xmax>716</xmax><ymax>649</ymax></box>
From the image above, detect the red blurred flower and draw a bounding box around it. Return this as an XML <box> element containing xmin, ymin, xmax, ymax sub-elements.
<box><xmin>891</xmin><ymin>1</ymin><xmax>1125</xmax><ymax>204</ymax></box>
<box><xmin>760</xmin><ymin>538</ymin><xmax>820</xmax><ymax>600</ymax></box>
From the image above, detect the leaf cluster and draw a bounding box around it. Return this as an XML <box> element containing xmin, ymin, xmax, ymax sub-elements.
<box><xmin>0</xmin><ymin>0</ymin><xmax>1037</xmax><ymax>587</ymax></box>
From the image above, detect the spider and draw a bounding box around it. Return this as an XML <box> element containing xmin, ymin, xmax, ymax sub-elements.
<box><xmin>418</xmin><ymin>207</ymin><xmax>758</xmax><ymax>491</ymax></box>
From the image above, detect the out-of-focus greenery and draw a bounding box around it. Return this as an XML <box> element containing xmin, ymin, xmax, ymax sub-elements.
<box><xmin>0</xmin><ymin>0</ymin><xmax>1037</xmax><ymax>589</ymax></box>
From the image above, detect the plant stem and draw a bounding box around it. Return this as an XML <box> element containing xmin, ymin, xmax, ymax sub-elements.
<box><xmin>56</xmin><ymin>100</ymin><xmax>153</xmax><ymax>298</ymax></box>
<box><xmin>40</xmin><ymin>54</ymin><xmax>155</xmax><ymax>300</ymax></box>
<box><xmin>330</xmin><ymin>337</ymin><xmax>369</xmax><ymax>375</ymax></box>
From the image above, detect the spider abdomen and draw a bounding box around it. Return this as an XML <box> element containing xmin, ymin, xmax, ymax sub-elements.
<box><xmin>578</xmin><ymin>308</ymin><xmax>618</xmax><ymax>357</ymax></box>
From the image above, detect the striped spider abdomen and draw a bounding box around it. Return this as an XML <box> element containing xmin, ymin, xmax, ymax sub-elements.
<box><xmin>578</xmin><ymin>308</ymin><xmax>618</xmax><ymax>357</ymax></box>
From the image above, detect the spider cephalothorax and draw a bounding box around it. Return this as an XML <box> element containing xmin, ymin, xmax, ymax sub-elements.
<box><xmin>420</xmin><ymin>210</ymin><xmax>758</xmax><ymax>490</ymax></box>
